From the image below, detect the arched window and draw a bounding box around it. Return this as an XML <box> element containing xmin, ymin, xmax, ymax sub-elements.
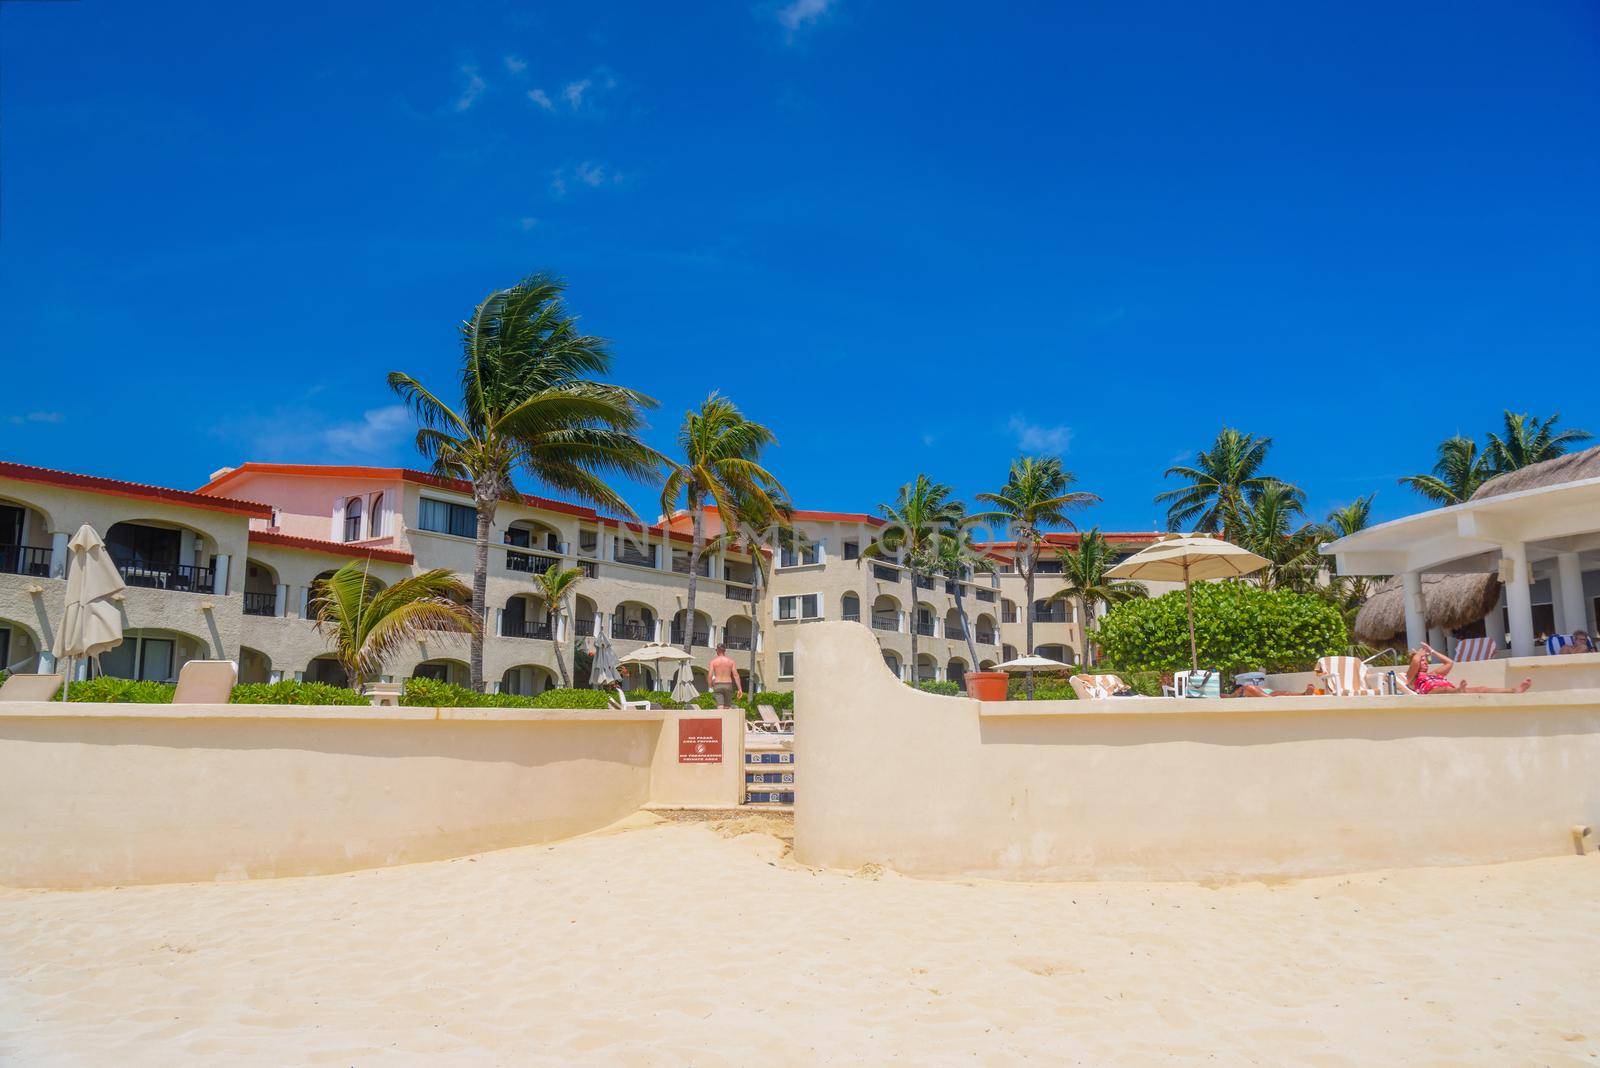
<box><xmin>343</xmin><ymin>496</ymin><xmax>363</xmax><ymax>542</ymax></box>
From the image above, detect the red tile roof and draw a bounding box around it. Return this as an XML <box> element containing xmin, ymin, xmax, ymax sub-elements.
<box><xmin>199</xmin><ymin>463</ymin><xmax>598</xmax><ymax>518</ymax></box>
<box><xmin>248</xmin><ymin>529</ymin><xmax>415</xmax><ymax>563</ymax></box>
<box><xmin>0</xmin><ymin>460</ymin><xmax>273</xmax><ymax>518</ymax></box>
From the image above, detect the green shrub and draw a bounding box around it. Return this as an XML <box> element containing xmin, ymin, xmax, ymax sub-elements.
<box><xmin>67</xmin><ymin>676</ymin><xmax>174</xmax><ymax>703</ymax></box>
<box><xmin>1092</xmin><ymin>582</ymin><xmax>1348</xmax><ymax>676</ymax></box>
<box><xmin>912</xmin><ymin>679</ymin><xmax>961</xmax><ymax>696</ymax></box>
<box><xmin>230</xmin><ymin>680</ymin><xmax>368</xmax><ymax>706</ymax></box>
<box><xmin>528</xmin><ymin>687</ymin><xmax>612</xmax><ymax>709</ymax></box>
<box><xmin>400</xmin><ymin>676</ymin><xmax>492</xmax><ymax>707</ymax></box>
<box><xmin>1007</xmin><ymin>676</ymin><xmax>1078</xmax><ymax>701</ymax></box>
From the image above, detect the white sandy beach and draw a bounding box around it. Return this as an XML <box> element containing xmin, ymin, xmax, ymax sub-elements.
<box><xmin>2</xmin><ymin>812</ymin><xmax>1598</xmax><ymax>1065</ymax></box>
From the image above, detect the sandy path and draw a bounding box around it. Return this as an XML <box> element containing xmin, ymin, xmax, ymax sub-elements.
<box><xmin>2</xmin><ymin>813</ymin><xmax>1598</xmax><ymax>1065</ymax></box>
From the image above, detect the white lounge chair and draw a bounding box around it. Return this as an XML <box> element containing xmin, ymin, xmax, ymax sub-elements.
<box><xmin>1163</xmin><ymin>669</ymin><xmax>1222</xmax><ymax>698</ymax></box>
<box><xmin>0</xmin><ymin>673</ymin><xmax>64</xmax><ymax>701</ymax></box>
<box><xmin>1314</xmin><ymin>656</ymin><xmax>1380</xmax><ymax>696</ymax></box>
<box><xmin>1454</xmin><ymin>637</ymin><xmax>1497</xmax><ymax>662</ymax></box>
<box><xmin>609</xmin><ymin>687</ymin><xmax>651</xmax><ymax>711</ymax></box>
<box><xmin>172</xmin><ymin>660</ymin><xmax>237</xmax><ymax>704</ymax></box>
<box><xmin>1069</xmin><ymin>673</ymin><xmax>1132</xmax><ymax>700</ymax></box>
<box><xmin>747</xmin><ymin>703</ymin><xmax>794</xmax><ymax>734</ymax></box>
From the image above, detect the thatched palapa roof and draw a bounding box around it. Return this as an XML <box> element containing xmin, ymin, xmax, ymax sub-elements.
<box><xmin>1472</xmin><ymin>444</ymin><xmax>1600</xmax><ymax>500</ymax></box>
<box><xmin>1352</xmin><ymin>573</ymin><xmax>1502</xmax><ymax>643</ymax></box>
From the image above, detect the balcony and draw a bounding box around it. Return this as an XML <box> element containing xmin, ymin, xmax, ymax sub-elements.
<box><xmin>842</xmin><ymin>610</ymin><xmax>861</xmax><ymax>622</ymax></box>
<box><xmin>0</xmin><ymin>544</ymin><xmax>51</xmax><ymax>578</ymax></box>
<box><xmin>578</xmin><ymin>560</ymin><xmax>598</xmax><ymax>578</ymax></box>
<box><xmin>1029</xmin><ymin>606</ymin><xmax>1069</xmax><ymax>624</ymax></box>
<box><xmin>946</xmin><ymin>623</ymin><xmax>968</xmax><ymax>640</ymax></box>
<box><xmin>914</xmin><ymin>575</ymin><xmax>935</xmax><ymax>590</ymax></box>
<box><xmin>725</xmin><ymin>583</ymin><xmax>755</xmax><ymax>602</ymax></box>
<box><xmin>872</xmin><ymin>564</ymin><xmax>900</xmax><ymax>583</ymax></box>
<box><xmin>506</xmin><ymin>548</ymin><xmax>562</xmax><ymax>575</ymax></box>
<box><xmin>975</xmin><ymin>588</ymin><xmax>996</xmax><ymax>603</ymax></box>
<box><xmin>503</xmin><ymin>618</ymin><xmax>554</xmax><ymax>641</ymax></box>
<box><xmin>611</xmin><ymin>620</ymin><xmax>654</xmax><ymax>642</ymax></box>
<box><xmin>671</xmin><ymin>558</ymin><xmax>712</xmax><ymax>577</ymax></box>
<box><xmin>670</xmin><ymin>625</ymin><xmax>711</xmax><ymax>646</ymax></box>
<box><xmin>976</xmin><ymin>630</ymin><xmax>997</xmax><ymax>645</ymax></box>
<box><xmin>870</xmin><ymin>613</ymin><xmax>899</xmax><ymax>632</ymax></box>
<box><xmin>112</xmin><ymin>556</ymin><xmax>214</xmax><ymax>593</ymax></box>
<box><xmin>574</xmin><ymin>617</ymin><xmax>595</xmax><ymax>637</ymax></box>
<box><xmin>914</xmin><ymin>620</ymin><xmax>936</xmax><ymax>637</ymax></box>
<box><xmin>613</xmin><ymin>546</ymin><xmax>658</xmax><ymax>568</ymax></box>
<box><xmin>242</xmin><ymin>591</ymin><xmax>277</xmax><ymax>617</ymax></box>
<box><xmin>723</xmin><ymin>637</ymin><xmax>752</xmax><ymax>651</ymax></box>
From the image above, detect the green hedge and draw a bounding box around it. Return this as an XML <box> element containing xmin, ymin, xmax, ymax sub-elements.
<box><xmin>231</xmin><ymin>680</ymin><xmax>368</xmax><ymax>706</ymax></box>
<box><xmin>1093</xmin><ymin>582</ymin><xmax>1348</xmax><ymax>676</ymax></box>
<box><xmin>66</xmin><ymin>677</ymin><xmax>176</xmax><ymax>703</ymax></box>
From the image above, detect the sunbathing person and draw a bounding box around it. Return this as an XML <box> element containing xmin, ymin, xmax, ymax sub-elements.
<box><xmin>1225</xmin><ymin>682</ymin><xmax>1315</xmax><ymax>697</ymax></box>
<box><xmin>1407</xmin><ymin>643</ymin><xmax>1532</xmax><ymax>694</ymax></box>
<box><xmin>1558</xmin><ymin>632</ymin><xmax>1595</xmax><ymax>655</ymax></box>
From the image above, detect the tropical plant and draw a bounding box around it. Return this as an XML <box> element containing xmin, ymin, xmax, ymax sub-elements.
<box><xmin>533</xmin><ymin>564</ymin><xmax>585</xmax><ymax>686</ymax></box>
<box><xmin>1156</xmin><ymin>428</ymin><xmax>1284</xmax><ymax>540</ymax></box>
<box><xmin>659</xmin><ymin>393</ymin><xmax>786</xmax><ymax>654</ymax></box>
<box><xmin>1484</xmin><ymin>411</ymin><xmax>1592</xmax><ymax>474</ymax></box>
<box><xmin>389</xmin><ymin>272</ymin><xmax>661</xmax><ymax>690</ymax></box>
<box><xmin>918</xmin><ymin>519</ymin><xmax>996</xmax><ymax>671</ymax></box>
<box><xmin>860</xmin><ymin>475</ymin><xmax>965</xmax><ymax>686</ymax></box>
<box><xmin>308</xmin><ymin>561</ymin><xmax>478</xmax><ymax>687</ymax></box>
<box><xmin>1049</xmin><ymin>529</ymin><xmax>1147</xmax><ymax>667</ymax></box>
<box><xmin>973</xmin><ymin>457</ymin><xmax>1099</xmax><ymax>695</ymax></box>
<box><xmin>1399</xmin><ymin>435</ymin><xmax>1490</xmax><ymax>505</ymax></box>
<box><xmin>725</xmin><ymin>494</ymin><xmax>800</xmax><ymax>690</ymax></box>
<box><xmin>1235</xmin><ymin>481</ymin><xmax>1322</xmax><ymax>593</ymax></box>
<box><xmin>1323</xmin><ymin>494</ymin><xmax>1377</xmax><ymax>611</ymax></box>
<box><xmin>1325</xmin><ymin>494</ymin><xmax>1374</xmax><ymax>540</ymax></box>
<box><xmin>1093</xmin><ymin>583</ymin><xmax>1348</xmax><ymax>677</ymax></box>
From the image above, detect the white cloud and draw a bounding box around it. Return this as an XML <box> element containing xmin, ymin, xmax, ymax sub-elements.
<box><xmin>1008</xmin><ymin>415</ymin><xmax>1072</xmax><ymax>454</ymax></box>
<box><xmin>519</xmin><ymin>216</ymin><xmax>539</xmax><ymax>231</ymax></box>
<box><xmin>8</xmin><ymin>411</ymin><xmax>63</xmax><ymax>426</ymax></box>
<box><xmin>321</xmin><ymin>406</ymin><xmax>412</xmax><ymax>455</ymax></box>
<box><xmin>504</xmin><ymin>55</ymin><xmax>527</xmax><ymax>74</ymax></box>
<box><xmin>562</xmin><ymin>78</ymin><xmax>592</xmax><ymax>108</ymax></box>
<box><xmin>453</xmin><ymin>65</ymin><xmax>486</xmax><ymax>111</ymax></box>
<box><xmin>575</xmin><ymin>160</ymin><xmax>610</xmax><ymax>186</ymax></box>
<box><xmin>778</xmin><ymin>0</ymin><xmax>835</xmax><ymax>33</ymax></box>
<box><xmin>527</xmin><ymin>88</ymin><xmax>555</xmax><ymax>110</ymax></box>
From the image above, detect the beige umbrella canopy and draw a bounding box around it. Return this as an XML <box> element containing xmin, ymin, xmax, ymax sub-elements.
<box><xmin>995</xmin><ymin>653</ymin><xmax>1072</xmax><ymax>693</ymax></box>
<box><xmin>588</xmin><ymin>631</ymin><xmax>623</xmax><ymax>687</ymax></box>
<box><xmin>1106</xmin><ymin>533</ymin><xmax>1269</xmax><ymax>672</ymax></box>
<box><xmin>51</xmin><ymin>524</ymin><xmax>126</xmax><ymax>699</ymax></box>
<box><xmin>618</xmin><ymin>642</ymin><xmax>692</xmax><ymax>690</ymax></box>
<box><xmin>669</xmin><ymin>667</ymin><xmax>700</xmax><ymax>705</ymax></box>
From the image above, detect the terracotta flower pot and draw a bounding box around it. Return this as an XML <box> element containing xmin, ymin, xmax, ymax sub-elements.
<box><xmin>965</xmin><ymin>671</ymin><xmax>1010</xmax><ymax>702</ymax></box>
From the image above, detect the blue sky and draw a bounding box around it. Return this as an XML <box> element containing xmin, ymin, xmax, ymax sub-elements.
<box><xmin>2</xmin><ymin>1</ymin><xmax>1597</xmax><ymax>531</ymax></box>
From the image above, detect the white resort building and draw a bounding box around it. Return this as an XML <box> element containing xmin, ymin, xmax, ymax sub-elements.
<box><xmin>0</xmin><ymin>458</ymin><xmax>1171</xmax><ymax>693</ymax></box>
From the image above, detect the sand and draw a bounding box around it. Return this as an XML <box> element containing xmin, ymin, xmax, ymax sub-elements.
<box><xmin>2</xmin><ymin>813</ymin><xmax>1598</xmax><ymax>1065</ymax></box>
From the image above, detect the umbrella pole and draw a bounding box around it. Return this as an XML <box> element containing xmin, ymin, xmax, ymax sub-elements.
<box><xmin>1185</xmin><ymin>560</ymin><xmax>1198</xmax><ymax>674</ymax></box>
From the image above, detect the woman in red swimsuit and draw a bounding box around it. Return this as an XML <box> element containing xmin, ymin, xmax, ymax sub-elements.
<box><xmin>1407</xmin><ymin>643</ymin><xmax>1532</xmax><ymax>694</ymax></box>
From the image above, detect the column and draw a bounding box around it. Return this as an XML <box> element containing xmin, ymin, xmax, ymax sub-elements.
<box><xmin>1556</xmin><ymin>552</ymin><xmax>1587</xmax><ymax>636</ymax></box>
<box><xmin>212</xmin><ymin>554</ymin><xmax>230</xmax><ymax>596</ymax></box>
<box><xmin>1483</xmin><ymin>596</ymin><xmax>1506</xmax><ymax>652</ymax></box>
<box><xmin>1502</xmin><ymin>543</ymin><xmax>1536</xmax><ymax>657</ymax></box>
<box><xmin>49</xmin><ymin>531</ymin><xmax>69</xmax><ymax>579</ymax></box>
<box><xmin>274</xmin><ymin>583</ymin><xmax>289</xmax><ymax>618</ymax></box>
<box><xmin>1401</xmin><ymin>571</ymin><xmax>1426</xmax><ymax>651</ymax></box>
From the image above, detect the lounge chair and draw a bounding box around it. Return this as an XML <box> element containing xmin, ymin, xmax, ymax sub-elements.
<box><xmin>172</xmin><ymin>660</ymin><xmax>237</xmax><ymax>704</ymax></box>
<box><xmin>748</xmin><ymin>703</ymin><xmax>794</xmax><ymax>734</ymax></box>
<box><xmin>0</xmin><ymin>673</ymin><xmax>64</xmax><ymax>701</ymax></box>
<box><xmin>1546</xmin><ymin>634</ymin><xmax>1572</xmax><ymax>656</ymax></box>
<box><xmin>1069</xmin><ymin>673</ymin><xmax>1133</xmax><ymax>700</ymax></box>
<box><xmin>609</xmin><ymin>687</ymin><xmax>651</xmax><ymax>711</ymax></box>
<box><xmin>1314</xmin><ymin>656</ymin><xmax>1380</xmax><ymax>696</ymax></box>
<box><xmin>1163</xmin><ymin>669</ymin><xmax>1222</xmax><ymax>698</ymax></box>
<box><xmin>1454</xmin><ymin>637</ymin><xmax>1497</xmax><ymax>662</ymax></box>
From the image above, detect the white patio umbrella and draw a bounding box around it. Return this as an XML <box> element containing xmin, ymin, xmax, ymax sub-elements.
<box><xmin>618</xmin><ymin>642</ymin><xmax>693</xmax><ymax>691</ymax></box>
<box><xmin>668</xmin><ymin>667</ymin><xmax>700</xmax><ymax>705</ymax></box>
<box><xmin>51</xmin><ymin>524</ymin><xmax>126</xmax><ymax>699</ymax></box>
<box><xmin>588</xmin><ymin>630</ymin><xmax>622</xmax><ymax>688</ymax></box>
<box><xmin>995</xmin><ymin>652</ymin><xmax>1072</xmax><ymax>695</ymax></box>
<box><xmin>1105</xmin><ymin>533</ymin><xmax>1268</xmax><ymax>673</ymax></box>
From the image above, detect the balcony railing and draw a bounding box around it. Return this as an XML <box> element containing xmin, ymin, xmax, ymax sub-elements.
<box><xmin>722</xmin><ymin>637</ymin><xmax>752</xmax><ymax>651</ymax></box>
<box><xmin>112</xmin><ymin>556</ymin><xmax>214</xmax><ymax>593</ymax></box>
<box><xmin>842</xmin><ymin>610</ymin><xmax>861</xmax><ymax>622</ymax></box>
<box><xmin>242</xmin><ymin>591</ymin><xmax>277</xmax><ymax>617</ymax></box>
<box><xmin>611</xmin><ymin>619</ymin><xmax>654</xmax><ymax>641</ymax></box>
<box><xmin>725</xmin><ymin>583</ymin><xmax>755</xmax><ymax>602</ymax></box>
<box><xmin>574</xmin><ymin>617</ymin><xmax>595</xmax><ymax>637</ymax></box>
<box><xmin>0</xmin><ymin>544</ymin><xmax>52</xmax><ymax>578</ymax></box>
<box><xmin>671</xmin><ymin>558</ymin><xmax>712</xmax><ymax>576</ymax></box>
<box><xmin>872</xmin><ymin>564</ymin><xmax>900</xmax><ymax>583</ymax></box>
<box><xmin>914</xmin><ymin>620</ymin><xmax>936</xmax><ymax>637</ymax></box>
<box><xmin>670</xmin><ymin>626</ymin><xmax>711</xmax><ymax>646</ymax></box>
<box><xmin>506</xmin><ymin>548</ymin><xmax>561</xmax><ymax>575</ymax></box>
<box><xmin>976</xmin><ymin>631</ymin><xmax>997</xmax><ymax>645</ymax></box>
<box><xmin>914</xmin><ymin>574</ymin><xmax>935</xmax><ymax>590</ymax></box>
<box><xmin>975</xmin><ymin>588</ymin><xmax>996</xmax><ymax>603</ymax></box>
<box><xmin>578</xmin><ymin>560</ymin><xmax>598</xmax><ymax>578</ymax></box>
<box><xmin>503</xmin><ymin>618</ymin><xmax>554</xmax><ymax>641</ymax></box>
<box><xmin>613</xmin><ymin>546</ymin><xmax>658</xmax><ymax>568</ymax></box>
<box><xmin>871</xmin><ymin>613</ymin><xmax>899</xmax><ymax>632</ymax></box>
<box><xmin>946</xmin><ymin>623</ymin><xmax>967</xmax><ymax>640</ymax></box>
<box><xmin>1029</xmin><ymin>606</ymin><xmax>1069</xmax><ymax>624</ymax></box>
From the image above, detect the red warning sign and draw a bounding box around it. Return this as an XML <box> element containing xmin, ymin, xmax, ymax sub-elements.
<box><xmin>678</xmin><ymin>718</ymin><xmax>723</xmax><ymax>763</ymax></box>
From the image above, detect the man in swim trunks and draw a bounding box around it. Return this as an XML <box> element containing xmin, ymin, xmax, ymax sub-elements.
<box><xmin>1407</xmin><ymin>642</ymin><xmax>1532</xmax><ymax>694</ymax></box>
<box><xmin>708</xmin><ymin>643</ymin><xmax>742</xmax><ymax>708</ymax></box>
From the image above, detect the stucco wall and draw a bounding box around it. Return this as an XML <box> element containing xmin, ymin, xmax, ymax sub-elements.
<box><xmin>794</xmin><ymin>622</ymin><xmax>1600</xmax><ymax>881</ymax></box>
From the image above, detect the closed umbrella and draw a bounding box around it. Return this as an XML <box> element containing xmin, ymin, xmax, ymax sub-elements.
<box><xmin>995</xmin><ymin>652</ymin><xmax>1072</xmax><ymax>696</ymax></box>
<box><xmin>51</xmin><ymin>524</ymin><xmax>126</xmax><ymax>699</ymax></box>
<box><xmin>669</xmin><ymin>667</ymin><xmax>700</xmax><ymax>705</ymax></box>
<box><xmin>618</xmin><ymin>642</ymin><xmax>692</xmax><ymax>691</ymax></box>
<box><xmin>588</xmin><ymin>630</ymin><xmax>622</xmax><ymax>688</ymax></box>
<box><xmin>1105</xmin><ymin>533</ymin><xmax>1268</xmax><ymax>673</ymax></box>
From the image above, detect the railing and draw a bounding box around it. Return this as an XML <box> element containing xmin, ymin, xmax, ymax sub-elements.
<box><xmin>1029</xmin><ymin>606</ymin><xmax>1069</xmax><ymax>624</ymax></box>
<box><xmin>871</xmin><ymin>614</ymin><xmax>899</xmax><ymax>632</ymax></box>
<box><xmin>671</xmin><ymin>558</ymin><xmax>712</xmax><ymax>576</ymax></box>
<box><xmin>0</xmin><ymin>544</ymin><xmax>52</xmax><ymax>578</ymax></box>
<box><xmin>872</xmin><ymin>564</ymin><xmax>900</xmax><ymax>583</ymax></box>
<box><xmin>670</xmin><ymin>626</ymin><xmax>711</xmax><ymax>646</ymax></box>
<box><xmin>506</xmin><ymin>548</ymin><xmax>561</xmax><ymax>575</ymax></box>
<box><xmin>112</xmin><ymin>556</ymin><xmax>214</xmax><ymax>593</ymax></box>
<box><xmin>574</xmin><ymin>617</ymin><xmax>595</xmax><ymax>637</ymax></box>
<box><xmin>1035</xmin><ymin>561</ymin><xmax>1063</xmax><ymax>574</ymax></box>
<box><xmin>613</xmin><ymin>546</ymin><xmax>657</xmax><ymax>568</ymax></box>
<box><xmin>914</xmin><ymin>575</ymin><xmax>935</xmax><ymax>590</ymax></box>
<box><xmin>578</xmin><ymin>560</ymin><xmax>598</xmax><ymax>578</ymax></box>
<box><xmin>976</xmin><ymin>631</ymin><xmax>997</xmax><ymax>645</ymax></box>
<box><xmin>242</xmin><ymin>591</ymin><xmax>277</xmax><ymax>617</ymax></box>
<box><xmin>842</xmin><ymin>611</ymin><xmax>861</xmax><ymax>622</ymax></box>
<box><xmin>611</xmin><ymin>619</ymin><xmax>654</xmax><ymax>641</ymax></box>
<box><xmin>503</xmin><ymin>618</ymin><xmax>554</xmax><ymax>640</ymax></box>
<box><xmin>1002</xmin><ymin>610</ymin><xmax>1018</xmax><ymax>623</ymax></box>
<box><xmin>723</xmin><ymin>637</ymin><xmax>752</xmax><ymax>651</ymax></box>
<box><xmin>946</xmin><ymin>623</ymin><xmax>968</xmax><ymax>640</ymax></box>
<box><xmin>725</xmin><ymin>584</ymin><xmax>755</xmax><ymax>602</ymax></box>
<box><xmin>915</xmin><ymin>621</ymin><xmax>936</xmax><ymax>637</ymax></box>
<box><xmin>975</xmin><ymin>588</ymin><xmax>996</xmax><ymax>603</ymax></box>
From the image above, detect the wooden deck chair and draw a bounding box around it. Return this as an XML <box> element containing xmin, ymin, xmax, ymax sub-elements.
<box><xmin>1454</xmin><ymin>637</ymin><xmax>1497</xmax><ymax>662</ymax></box>
<box><xmin>1314</xmin><ymin>656</ymin><xmax>1378</xmax><ymax>696</ymax></box>
<box><xmin>172</xmin><ymin>660</ymin><xmax>237</xmax><ymax>704</ymax></box>
<box><xmin>0</xmin><ymin>673</ymin><xmax>64</xmax><ymax>701</ymax></box>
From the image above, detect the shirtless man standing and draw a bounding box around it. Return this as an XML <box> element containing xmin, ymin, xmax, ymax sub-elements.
<box><xmin>708</xmin><ymin>644</ymin><xmax>743</xmax><ymax>708</ymax></box>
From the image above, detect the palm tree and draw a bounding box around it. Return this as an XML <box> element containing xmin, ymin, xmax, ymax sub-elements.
<box><xmin>1485</xmin><ymin>411</ymin><xmax>1593</xmax><ymax>474</ymax></box>
<box><xmin>726</xmin><ymin>495</ymin><xmax>799</xmax><ymax>691</ymax></box>
<box><xmin>1050</xmin><ymin>529</ymin><xmax>1147</xmax><ymax>667</ymax></box>
<box><xmin>660</xmin><ymin>393</ymin><xmax>786</xmax><ymax>654</ymax></box>
<box><xmin>973</xmin><ymin>457</ymin><xmax>1100</xmax><ymax>695</ymax></box>
<box><xmin>389</xmin><ymin>273</ymin><xmax>662</xmax><ymax>690</ymax></box>
<box><xmin>1399</xmin><ymin>435</ymin><xmax>1489</xmax><ymax>505</ymax></box>
<box><xmin>919</xmin><ymin>520</ymin><xmax>996</xmax><ymax>672</ymax></box>
<box><xmin>533</xmin><ymin>564</ymin><xmax>584</xmax><ymax>687</ymax></box>
<box><xmin>1156</xmin><ymin>428</ymin><xmax>1282</xmax><ymax>540</ymax></box>
<box><xmin>1325</xmin><ymin>494</ymin><xmax>1375</xmax><ymax>540</ymax></box>
<box><xmin>1235</xmin><ymin>481</ymin><xmax>1320</xmax><ymax>593</ymax></box>
<box><xmin>860</xmin><ymin>475</ymin><xmax>964</xmax><ymax>686</ymax></box>
<box><xmin>309</xmin><ymin>562</ymin><xmax>478</xmax><ymax>688</ymax></box>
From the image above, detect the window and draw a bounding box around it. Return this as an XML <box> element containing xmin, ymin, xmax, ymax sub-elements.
<box><xmin>505</xmin><ymin>526</ymin><xmax>531</xmax><ymax>548</ymax></box>
<box><xmin>778</xmin><ymin>652</ymin><xmax>795</xmax><ymax>679</ymax></box>
<box><xmin>779</xmin><ymin>544</ymin><xmax>821</xmax><ymax>568</ymax></box>
<box><xmin>342</xmin><ymin>496</ymin><xmax>363</xmax><ymax>542</ymax></box>
<box><xmin>843</xmin><ymin>540</ymin><xmax>859</xmax><ymax>561</ymax></box>
<box><xmin>777</xmin><ymin>594</ymin><xmax>820</xmax><ymax>620</ymax></box>
<box><xmin>419</xmin><ymin>498</ymin><xmax>477</xmax><ymax>539</ymax></box>
<box><xmin>368</xmin><ymin>493</ymin><xmax>385</xmax><ymax>538</ymax></box>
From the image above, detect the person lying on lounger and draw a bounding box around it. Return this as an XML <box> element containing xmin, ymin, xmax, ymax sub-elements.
<box><xmin>1558</xmin><ymin>632</ymin><xmax>1595</xmax><ymax>655</ymax></box>
<box><xmin>1407</xmin><ymin>643</ymin><xmax>1531</xmax><ymax>694</ymax></box>
<box><xmin>1224</xmin><ymin>681</ymin><xmax>1316</xmax><ymax>697</ymax></box>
